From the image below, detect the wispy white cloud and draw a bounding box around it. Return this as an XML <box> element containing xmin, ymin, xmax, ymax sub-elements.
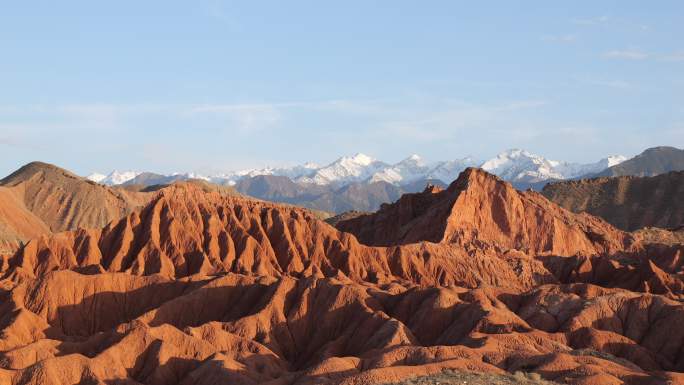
<box><xmin>604</xmin><ymin>49</ymin><xmax>684</xmax><ymax>62</ymax></box>
<box><xmin>0</xmin><ymin>136</ymin><xmax>14</xmax><ymax>146</ymax></box>
<box><xmin>572</xmin><ymin>16</ymin><xmax>609</xmax><ymax>26</ymax></box>
<box><xmin>369</xmin><ymin>99</ymin><xmax>550</xmax><ymax>142</ymax></box>
<box><xmin>572</xmin><ymin>16</ymin><xmax>648</xmax><ymax>31</ymax></box>
<box><xmin>661</xmin><ymin>52</ymin><xmax>684</xmax><ymax>62</ymax></box>
<box><xmin>604</xmin><ymin>49</ymin><xmax>649</xmax><ymax>60</ymax></box>
<box><xmin>541</xmin><ymin>34</ymin><xmax>577</xmax><ymax>43</ymax></box>
<box><xmin>585</xmin><ymin>80</ymin><xmax>632</xmax><ymax>89</ymax></box>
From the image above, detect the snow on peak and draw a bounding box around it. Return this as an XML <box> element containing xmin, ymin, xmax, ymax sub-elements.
<box><xmin>85</xmin><ymin>151</ymin><xmax>627</xmax><ymax>188</ymax></box>
<box><xmin>369</xmin><ymin>154</ymin><xmax>429</xmax><ymax>184</ymax></box>
<box><xmin>349</xmin><ymin>153</ymin><xmax>374</xmax><ymax>166</ymax></box>
<box><xmin>481</xmin><ymin>149</ymin><xmax>561</xmax><ymax>182</ymax></box>
<box><xmin>296</xmin><ymin>153</ymin><xmax>385</xmax><ymax>185</ymax></box>
<box><xmin>86</xmin><ymin>172</ymin><xmax>107</xmax><ymax>183</ymax></box>
<box><xmin>605</xmin><ymin>155</ymin><xmax>628</xmax><ymax>167</ymax></box>
<box><xmin>92</xmin><ymin>170</ymin><xmax>141</xmax><ymax>185</ymax></box>
<box><xmin>556</xmin><ymin>154</ymin><xmax>628</xmax><ymax>178</ymax></box>
<box><xmin>481</xmin><ymin>149</ymin><xmax>630</xmax><ymax>182</ymax></box>
<box><xmin>425</xmin><ymin>157</ymin><xmax>479</xmax><ymax>183</ymax></box>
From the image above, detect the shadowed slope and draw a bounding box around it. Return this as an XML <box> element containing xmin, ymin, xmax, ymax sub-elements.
<box><xmin>542</xmin><ymin>171</ymin><xmax>684</xmax><ymax>231</ymax></box>
<box><xmin>593</xmin><ymin>146</ymin><xmax>684</xmax><ymax>178</ymax></box>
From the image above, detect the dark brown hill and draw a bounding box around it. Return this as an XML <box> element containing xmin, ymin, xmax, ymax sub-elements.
<box><xmin>542</xmin><ymin>171</ymin><xmax>684</xmax><ymax>231</ymax></box>
<box><xmin>0</xmin><ymin>162</ymin><xmax>153</xmax><ymax>253</ymax></box>
<box><xmin>593</xmin><ymin>146</ymin><xmax>684</xmax><ymax>177</ymax></box>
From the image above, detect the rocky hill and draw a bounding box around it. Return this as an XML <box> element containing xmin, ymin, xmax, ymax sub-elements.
<box><xmin>542</xmin><ymin>171</ymin><xmax>684</xmax><ymax>231</ymax></box>
<box><xmin>0</xmin><ymin>162</ymin><xmax>152</xmax><ymax>254</ymax></box>
<box><xmin>592</xmin><ymin>146</ymin><xmax>684</xmax><ymax>177</ymax></box>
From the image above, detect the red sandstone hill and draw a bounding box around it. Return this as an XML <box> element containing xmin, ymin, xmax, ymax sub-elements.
<box><xmin>335</xmin><ymin>168</ymin><xmax>632</xmax><ymax>255</ymax></box>
<box><xmin>1</xmin><ymin>168</ymin><xmax>684</xmax><ymax>385</ymax></box>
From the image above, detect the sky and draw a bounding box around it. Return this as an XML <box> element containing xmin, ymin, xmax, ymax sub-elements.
<box><xmin>1</xmin><ymin>0</ymin><xmax>683</xmax><ymax>177</ymax></box>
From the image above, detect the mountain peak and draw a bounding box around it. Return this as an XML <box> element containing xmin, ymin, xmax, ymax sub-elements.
<box><xmin>349</xmin><ymin>153</ymin><xmax>374</xmax><ymax>165</ymax></box>
<box><xmin>399</xmin><ymin>154</ymin><xmax>425</xmax><ymax>166</ymax></box>
<box><xmin>1</xmin><ymin>161</ymin><xmax>80</xmax><ymax>186</ymax></box>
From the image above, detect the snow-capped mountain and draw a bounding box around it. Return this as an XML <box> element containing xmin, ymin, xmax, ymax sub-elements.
<box><xmin>480</xmin><ymin>149</ymin><xmax>627</xmax><ymax>183</ymax></box>
<box><xmin>369</xmin><ymin>154</ymin><xmax>429</xmax><ymax>184</ymax></box>
<box><xmin>425</xmin><ymin>157</ymin><xmax>480</xmax><ymax>183</ymax></box>
<box><xmin>553</xmin><ymin>155</ymin><xmax>628</xmax><ymax>178</ymax></box>
<box><xmin>87</xmin><ymin>150</ymin><xmax>627</xmax><ymax>188</ymax></box>
<box><xmin>86</xmin><ymin>172</ymin><xmax>107</xmax><ymax>184</ymax></box>
<box><xmin>481</xmin><ymin>149</ymin><xmax>565</xmax><ymax>182</ymax></box>
<box><xmin>87</xmin><ymin>170</ymin><xmax>142</xmax><ymax>185</ymax></box>
<box><xmin>296</xmin><ymin>153</ymin><xmax>388</xmax><ymax>185</ymax></box>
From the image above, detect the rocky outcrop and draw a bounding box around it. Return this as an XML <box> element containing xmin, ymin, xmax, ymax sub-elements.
<box><xmin>336</xmin><ymin>168</ymin><xmax>631</xmax><ymax>256</ymax></box>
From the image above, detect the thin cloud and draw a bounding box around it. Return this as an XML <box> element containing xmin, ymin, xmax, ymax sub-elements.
<box><xmin>190</xmin><ymin>104</ymin><xmax>282</xmax><ymax>133</ymax></box>
<box><xmin>661</xmin><ymin>52</ymin><xmax>684</xmax><ymax>62</ymax></box>
<box><xmin>572</xmin><ymin>16</ymin><xmax>649</xmax><ymax>31</ymax></box>
<box><xmin>586</xmin><ymin>80</ymin><xmax>632</xmax><ymax>89</ymax></box>
<box><xmin>604</xmin><ymin>50</ymin><xmax>684</xmax><ymax>62</ymax></box>
<box><xmin>541</xmin><ymin>34</ymin><xmax>577</xmax><ymax>43</ymax></box>
<box><xmin>572</xmin><ymin>16</ymin><xmax>609</xmax><ymax>26</ymax></box>
<box><xmin>373</xmin><ymin>99</ymin><xmax>550</xmax><ymax>142</ymax></box>
<box><xmin>604</xmin><ymin>49</ymin><xmax>649</xmax><ymax>60</ymax></box>
<box><xmin>0</xmin><ymin>136</ymin><xmax>14</xmax><ymax>146</ymax></box>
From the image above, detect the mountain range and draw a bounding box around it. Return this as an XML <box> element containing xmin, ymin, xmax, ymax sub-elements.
<box><xmin>87</xmin><ymin>149</ymin><xmax>627</xmax><ymax>189</ymax></box>
<box><xmin>85</xmin><ymin>146</ymin><xmax>684</xmax><ymax>214</ymax></box>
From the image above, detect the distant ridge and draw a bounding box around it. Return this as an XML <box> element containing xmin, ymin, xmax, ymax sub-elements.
<box><xmin>543</xmin><ymin>170</ymin><xmax>684</xmax><ymax>231</ymax></box>
<box><xmin>593</xmin><ymin>146</ymin><xmax>684</xmax><ymax>177</ymax></box>
<box><xmin>86</xmin><ymin>149</ymin><xmax>627</xmax><ymax>189</ymax></box>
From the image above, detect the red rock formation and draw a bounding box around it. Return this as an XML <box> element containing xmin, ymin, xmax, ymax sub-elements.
<box><xmin>336</xmin><ymin>168</ymin><xmax>632</xmax><ymax>256</ymax></box>
<box><xmin>2</xmin><ymin>183</ymin><xmax>559</xmax><ymax>292</ymax></box>
<box><xmin>1</xmin><ymin>168</ymin><xmax>683</xmax><ymax>385</ymax></box>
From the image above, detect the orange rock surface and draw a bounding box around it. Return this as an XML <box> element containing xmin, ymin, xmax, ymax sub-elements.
<box><xmin>1</xmin><ymin>168</ymin><xmax>683</xmax><ymax>385</ymax></box>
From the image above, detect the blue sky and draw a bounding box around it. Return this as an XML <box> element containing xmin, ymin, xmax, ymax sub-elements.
<box><xmin>1</xmin><ymin>1</ymin><xmax>682</xmax><ymax>176</ymax></box>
